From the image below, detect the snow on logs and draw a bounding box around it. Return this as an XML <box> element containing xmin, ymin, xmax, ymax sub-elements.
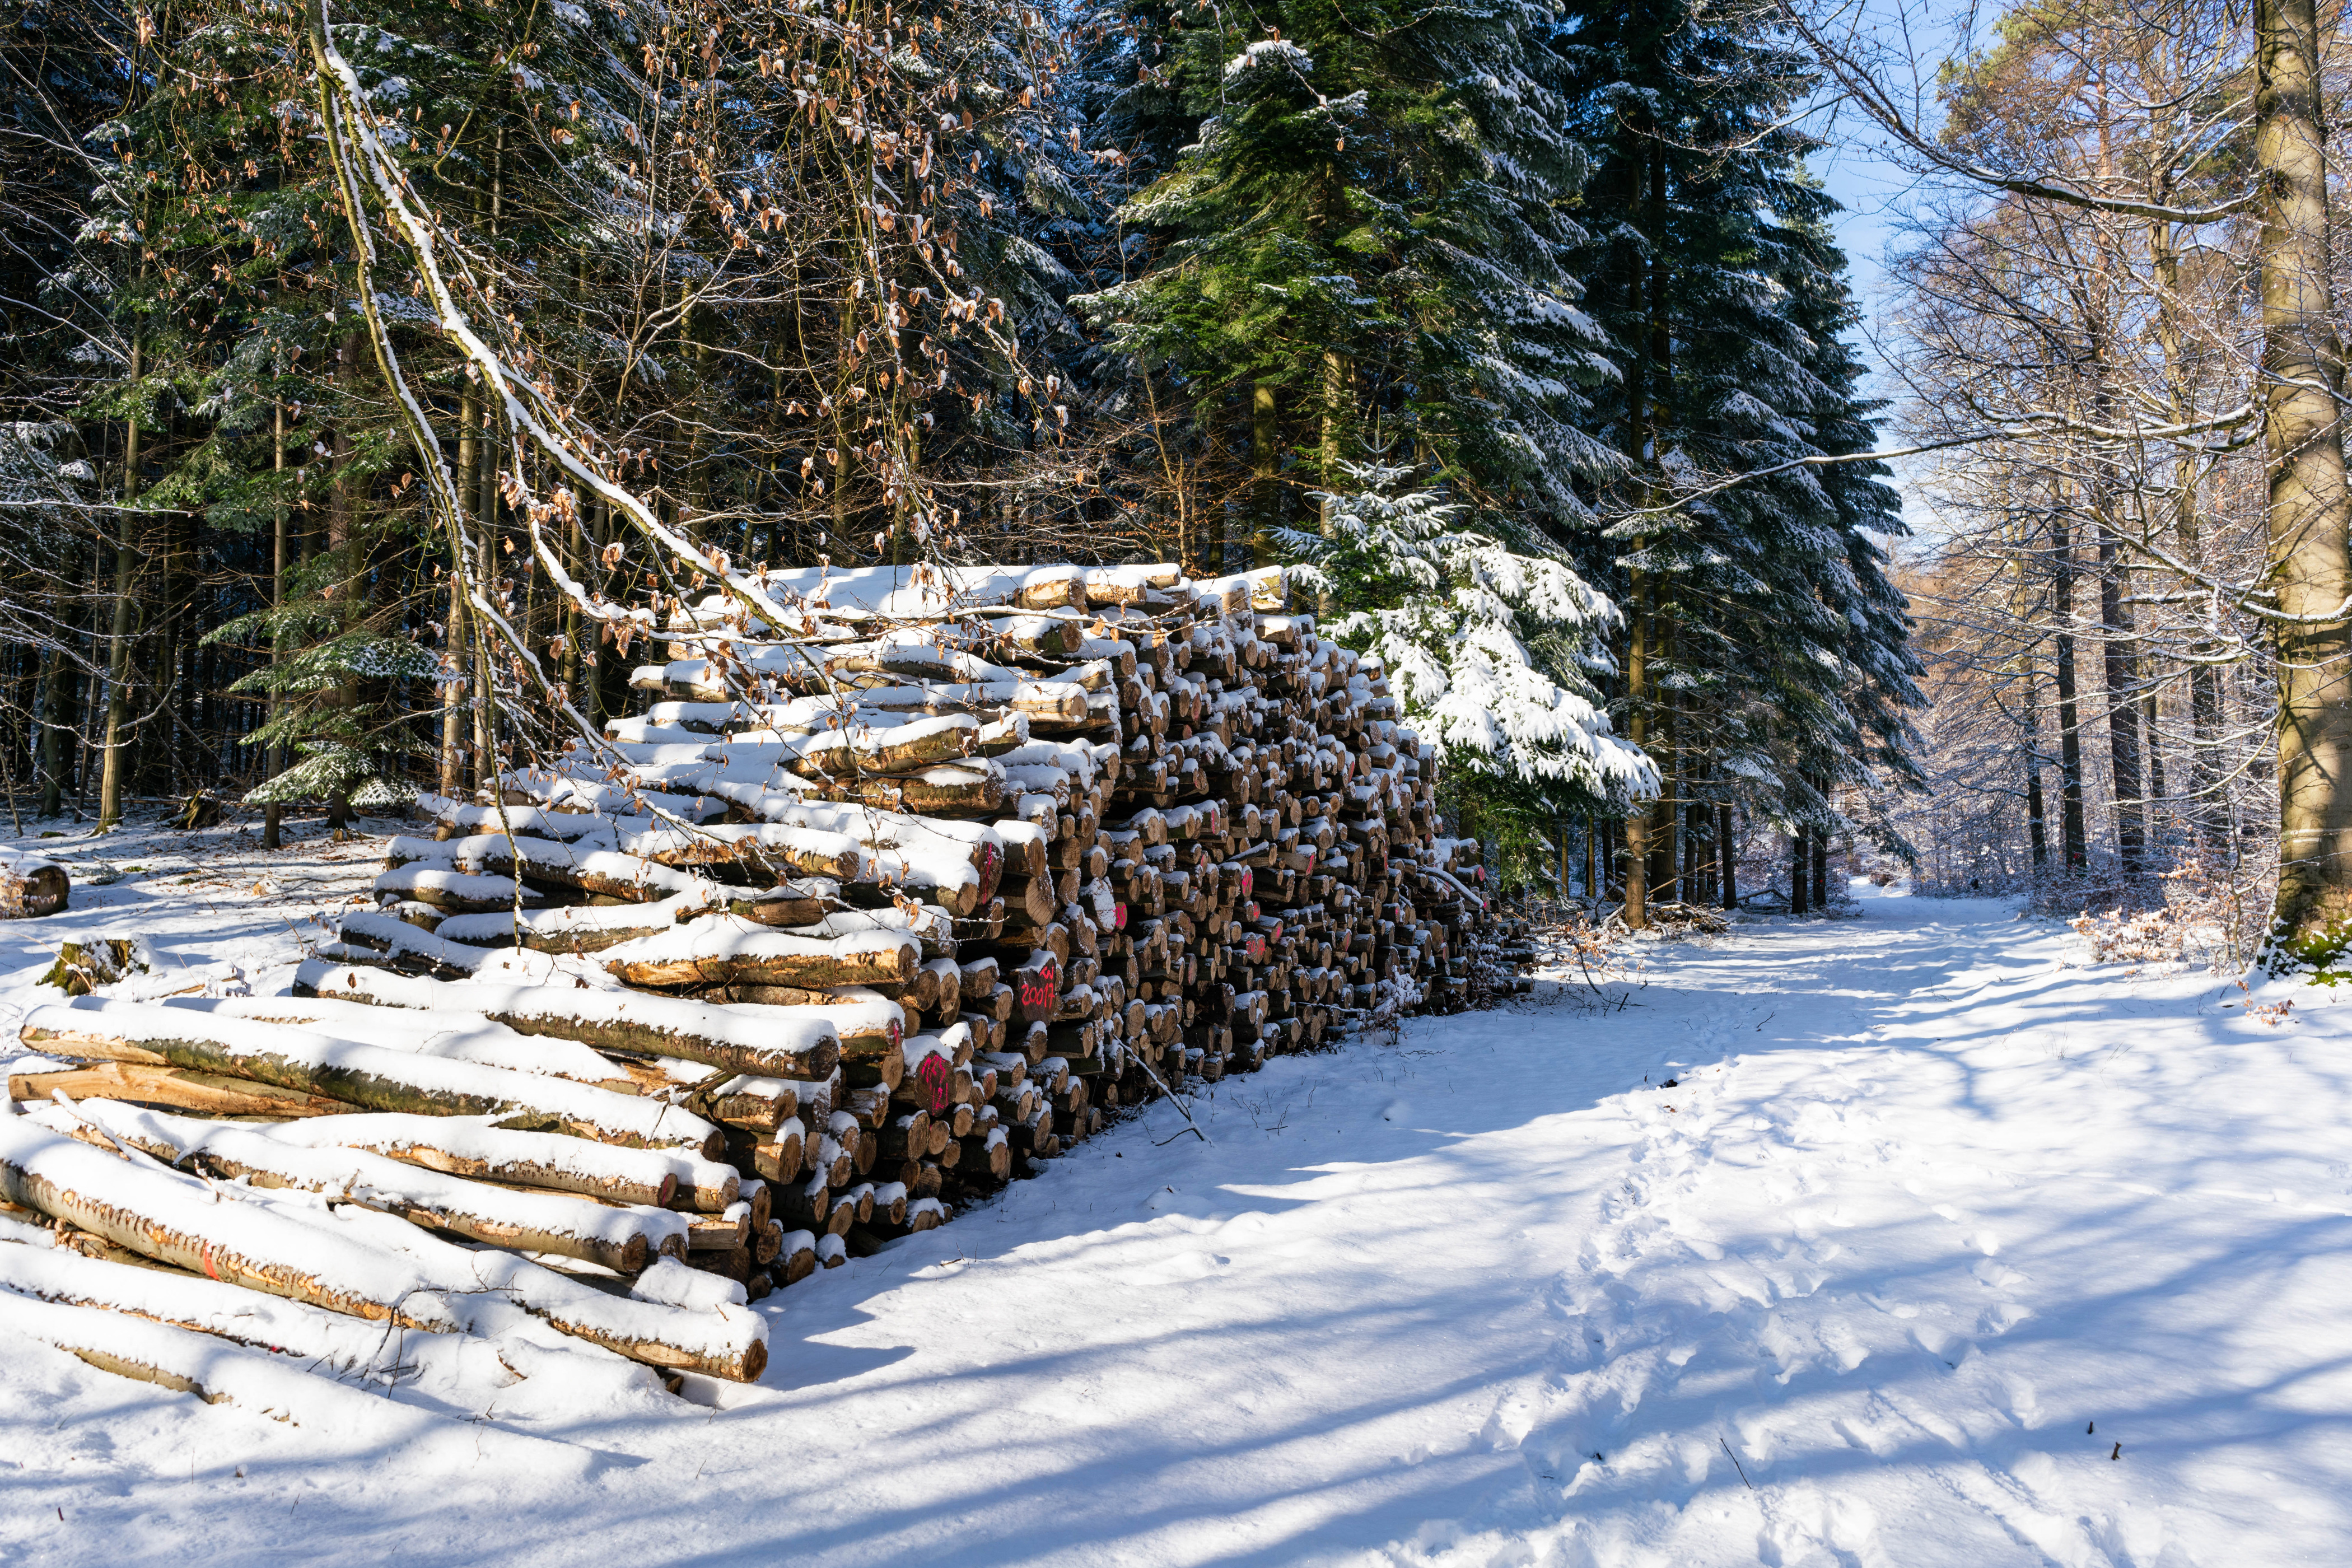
<box><xmin>20</xmin><ymin>999</ymin><xmax>725</xmax><ymax>1155</ymax></box>
<box><xmin>1</xmin><ymin>562</ymin><xmax>1519</xmax><ymax>1406</ymax></box>
<box><xmin>0</xmin><ymin>1117</ymin><xmax>766</xmax><ymax>1380</ymax></box>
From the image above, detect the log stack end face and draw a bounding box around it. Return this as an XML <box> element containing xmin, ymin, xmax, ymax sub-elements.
<box><xmin>0</xmin><ymin>848</ymin><xmax>70</xmax><ymax>922</ymax></box>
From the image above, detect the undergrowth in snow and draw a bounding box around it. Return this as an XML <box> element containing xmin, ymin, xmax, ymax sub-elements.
<box><xmin>2</xmin><ymin>821</ymin><xmax>2348</xmax><ymax>1567</ymax></box>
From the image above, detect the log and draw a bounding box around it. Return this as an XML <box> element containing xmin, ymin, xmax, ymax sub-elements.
<box><xmin>292</xmin><ymin>961</ymin><xmax>844</xmax><ymax>1078</ymax></box>
<box><xmin>431</xmin><ymin>895</ymin><xmax>707</xmax><ymax>954</ymax></box>
<box><xmin>1000</xmin><ymin>873</ymin><xmax>1058</xmax><ymax>927</ymax></box>
<box><xmin>324</xmin><ymin>912</ymin><xmax>510</xmax><ymax>979</ymax></box>
<box><xmin>246</xmin><ymin>1112</ymin><xmax>727</xmax><ymax>1209</ymax></box>
<box><xmin>7</xmin><ymin>1062</ymin><xmax>355</xmax><ymax>1120</ymax></box>
<box><xmin>0</xmin><ymin>848</ymin><xmax>69</xmax><ymax>920</ymax></box>
<box><xmin>166</xmin><ymin>996</ymin><xmax>642</xmax><ymax>1094</ymax></box>
<box><xmin>0</xmin><ymin>1240</ymin><xmax>653</xmax><ymax>1429</ymax></box>
<box><xmin>777</xmin><ymin>713</ymin><xmax>981</xmax><ymax>778</ymax></box>
<box><xmin>1009</xmin><ymin>953</ymin><xmax>1061</xmax><ymax>1023</ymax></box>
<box><xmin>0</xmin><ymin>1290</ymin><xmax>377</xmax><ymax>1425</ymax></box>
<box><xmin>372</xmin><ymin>865</ymin><xmax>549</xmax><ymax>914</ymax></box>
<box><xmin>625</xmin><ymin>823</ymin><xmax>865</xmax><ymax>883</ymax></box>
<box><xmin>598</xmin><ymin>920</ymin><xmax>921</xmax><ymax>991</ymax></box>
<box><xmin>386</xmin><ymin>832</ymin><xmax>716</xmax><ymax>904</ymax></box>
<box><xmin>65</xmin><ymin>1102</ymin><xmax>688</xmax><ymax>1276</ymax></box>
<box><xmin>0</xmin><ymin>1118</ymin><xmax>767</xmax><ymax>1381</ymax></box>
<box><xmin>793</xmin><ymin>766</ymin><xmax>1007</xmax><ymax>816</ymax></box>
<box><xmin>22</xmin><ymin>1000</ymin><xmax>722</xmax><ymax>1156</ymax></box>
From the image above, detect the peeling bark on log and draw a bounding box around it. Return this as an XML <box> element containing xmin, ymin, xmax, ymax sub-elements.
<box><xmin>7</xmin><ymin>1062</ymin><xmax>356</xmax><ymax>1119</ymax></box>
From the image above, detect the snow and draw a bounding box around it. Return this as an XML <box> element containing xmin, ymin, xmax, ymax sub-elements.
<box><xmin>293</xmin><ymin>963</ymin><xmax>848</xmax><ymax>1067</ymax></box>
<box><xmin>3</xmin><ymin>840</ymin><xmax>2351</xmax><ymax>1563</ymax></box>
<box><xmin>26</xmin><ymin>998</ymin><xmax>717</xmax><ymax>1151</ymax></box>
<box><xmin>594</xmin><ymin>916</ymin><xmax>920</xmax><ymax>972</ymax></box>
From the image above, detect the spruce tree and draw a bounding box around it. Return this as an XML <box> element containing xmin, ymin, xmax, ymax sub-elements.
<box><xmin>1082</xmin><ymin>0</ymin><xmax>1619</xmax><ymax>560</ymax></box>
<box><xmin>1080</xmin><ymin>0</ymin><xmax>1654</xmax><ymax>832</ymax></box>
<box><xmin>1560</xmin><ymin>0</ymin><xmax>1921</xmax><ymax>915</ymax></box>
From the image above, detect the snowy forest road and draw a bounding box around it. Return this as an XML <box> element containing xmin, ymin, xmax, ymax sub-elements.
<box><xmin>3</xmin><ymin>887</ymin><xmax>2350</xmax><ymax>1567</ymax></box>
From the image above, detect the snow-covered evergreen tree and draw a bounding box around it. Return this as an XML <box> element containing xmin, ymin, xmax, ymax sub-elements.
<box><xmin>1292</xmin><ymin>461</ymin><xmax>1655</xmax><ymax>806</ymax></box>
<box><xmin>1558</xmin><ymin>0</ymin><xmax>1922</xmax><ymax>909</ymax></box>
<box><xmin>1078</xmin><ymin>0</ymin><xmax>1619</xmax><ymax>559</ymax></box>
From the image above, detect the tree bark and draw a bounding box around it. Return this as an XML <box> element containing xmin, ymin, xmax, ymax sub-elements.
<box><xmin>1249</xmin><ymin>381</ymin><xmax>1279</xmax><ymax>567</ymax></box>
<box><xmin>2097</xmin><ymin>521</ymin><xmax>2146</xmax><ymax>876</ymax></box>
<box><xmin>2256</xmin><ymin>0</ymin><xmax>2352</xmax><ymax>955</ymax></box>
<box><xmin>1718</xmin><ymin>804</ymin><xmax>1738</xmax><ymax>909</ymax></box>
<box><xmin>1623</xmin><ymin>582</ymin><xmax>1651</xmax><ymax>927</ymax></box>
<box><xmin>264</xmin><ymin>400</ymin><xmax>288</xmax><ymax>847</ymax></box>
<box><xmin>2049</xmin><ymin>516</ymin><xmax>2090</xmax><ymax>870</ymax></box>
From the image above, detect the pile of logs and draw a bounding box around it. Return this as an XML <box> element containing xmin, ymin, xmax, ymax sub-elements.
<box><xmin>2</xmin><ymin>563</ymin><xmax>1523</xmax><ymax>1399</ymax></box>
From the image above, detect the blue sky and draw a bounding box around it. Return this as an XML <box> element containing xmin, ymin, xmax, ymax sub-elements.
<box><xmin>1800</xmin><ymin>2</ymin><xmax>1985</xmax><ymax>520</ymax></box>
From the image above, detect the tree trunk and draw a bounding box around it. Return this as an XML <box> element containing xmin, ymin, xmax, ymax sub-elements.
<box><xmin>2050</xmin><ymin>519</ymin><xmax>2090</xmax><ymax>871</ymax></box>
<box><xmin>2097</xmin><ymin>521</ymin><xmax>2146</xmax><ymax>876</ymax></box>
<box><xmin>35</xmin><ymin>618</ymin><xmax>64</xmax><ymax>818</ymax></box>
<box><xmin>263</xmin><ymin>402</ymin><xmax>288</xmax><ymax>847</ymax></box>
<box><xmin>2023</xmin><ymin>657</ymin><xmax>2050</xmax><ymax>869</ymax></box>
<box><xmin>1719</xmin><ymin>804</ymin><xmax>1738</xmax><ymax>909</ymax></box>
<box><xmin>320</xmin><ymin>329</ymin><xmax>364</xmax><ymax>829</ymax></box>
<box><xmin>1790</xmin><ymin>830</ymin><xmax>1809</xmax><ymax>914</ymax></box>
<box><xmin>2257</xmin><ymin>0</ymin><xmax>2352</xmax><ymax>955</ymax></box>
<box><xmin>2189</xmin><ymin>658</ymin><xmax>2225</xmax><ymax>847</ymax></box>
<box><xmin>96</xmin><ymin>345</ymin><xmax>142</xmax><ymax>833</ymax></box>
<box><xmin>1623</xmin><ymin>589</ymin><xmax>1650</xmax><ymax>928</ymax></box>
<box><xmin>1249</xmin><ymin>380</ymin><xmax>1279</xmax><ymax>567</ymax></box>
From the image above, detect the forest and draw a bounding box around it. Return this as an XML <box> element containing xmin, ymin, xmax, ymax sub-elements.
<box><xmin>0</xmin><ymin>0</ymin><xmax>1921</xmax><ymax>923</ymax></box>
<box><xmin>5</xmin><ymin>0</ymin><xmax>2351</xmax><ymax>963</ymax></box>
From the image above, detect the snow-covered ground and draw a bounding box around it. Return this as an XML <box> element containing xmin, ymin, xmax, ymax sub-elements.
<box><xmin>3</xmin><ymin>828</ymin><xmax>2350</xmax><ymax>1568</ymax></box>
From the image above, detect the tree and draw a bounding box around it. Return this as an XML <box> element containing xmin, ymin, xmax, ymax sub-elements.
<box><xmin>1082</xmin><ymin>0</ymin><xmax>1618</xmax><ymax>567</ymax></box>
<box><xmin>1564</xmin><ymin>0</ymin><xmax>1921</xmax><ymax>921</ymax></box>
<box><xmin>1294</xmin><ymin>460</ymin><xmax>1653</xmax><ymax>806</ymax></box>
<box><xmin>1780</xmin><ymin>0</ymin><xmax>2352</xmax><ymax>963</ymax></box>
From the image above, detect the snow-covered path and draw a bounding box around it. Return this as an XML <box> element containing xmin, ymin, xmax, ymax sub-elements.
<box><xmin>5</xmin><ymin>882</ymin><xmax>2351</xmax><ymax>1567</ymax></box>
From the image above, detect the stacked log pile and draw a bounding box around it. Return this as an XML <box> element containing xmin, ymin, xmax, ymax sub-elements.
<box><xmin>2</xmin><ymin>563</ymin><xmax>1520</xmax><ymax>1401</ymax></box>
